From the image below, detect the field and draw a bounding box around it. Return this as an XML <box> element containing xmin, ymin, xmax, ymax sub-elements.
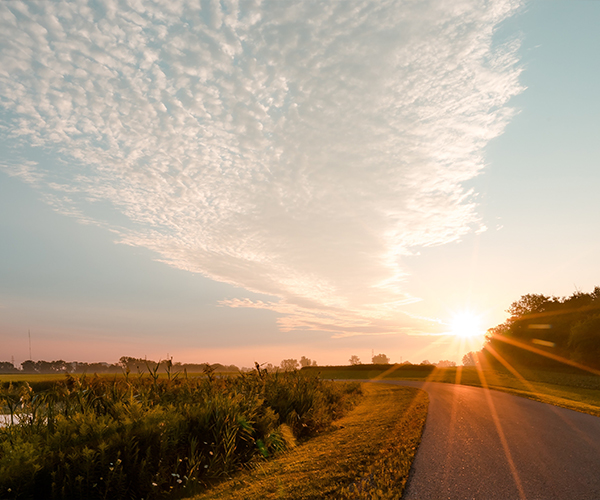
<box><xmin>3</xmin><ymin>361</ymin><xmax>598</xmax><ymax>499</ymax></box>
<box><xmin>304</xmin><ymin>360</ymin><xmax>600</xmax><ymax>417</ymax></box>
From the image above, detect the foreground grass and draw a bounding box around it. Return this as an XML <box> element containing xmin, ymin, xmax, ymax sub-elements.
<box><xmin>307</xmin><ymin>362</ymin><xmax>600</xmax><ymax>417</ymax></box>
<box><xmin>193</xmin><ymin>383</ymin><xmax>428</xmax><ymax>500</ymax></box>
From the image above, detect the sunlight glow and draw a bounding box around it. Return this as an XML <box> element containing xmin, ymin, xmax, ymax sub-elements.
<box><xmin>450</xmin><ymin>312</ymin><xmax>484</xmax><ymax>338</ymax></box>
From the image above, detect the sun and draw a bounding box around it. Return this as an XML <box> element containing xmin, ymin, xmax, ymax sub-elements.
<box><xmin>450</xmin><ymin>311</ymin><xmax>483</xmax><ymax>338</ymax></box>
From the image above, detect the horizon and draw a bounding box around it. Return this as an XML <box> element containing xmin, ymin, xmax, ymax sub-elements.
<box><xmin>2</xmin><ymin>0</ymin><xmax>599</xmax><ymax>369</ymax></box>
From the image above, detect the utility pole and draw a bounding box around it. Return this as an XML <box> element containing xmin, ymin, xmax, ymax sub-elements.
<box><xmin>28</xmin><ymin>329</ymin><xmax>32</xmax><ymax>360</ymax></box>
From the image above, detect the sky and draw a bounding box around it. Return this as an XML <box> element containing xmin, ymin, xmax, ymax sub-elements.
<box><xmin>1</xmin><ymin>0</ymin><xmax>599</xmax><ymax>369</ymax></box>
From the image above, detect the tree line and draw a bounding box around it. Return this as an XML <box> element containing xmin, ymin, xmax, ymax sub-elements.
<box><xmin>0</xmin><ymin>356</ymin><xmax>323</xmax><ymax>375</ymax></box>
<box><xmin>0</xmin><ymin>357</ymin><xmax>240</xmax><ymax>374</ymax></box>
<box><xmin>483</xmin><ymin>286</ymin><xmax>600</xmax><ymax>369</ymax></box>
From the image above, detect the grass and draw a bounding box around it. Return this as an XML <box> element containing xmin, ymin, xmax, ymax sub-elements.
<box><xmin>0</xmin><ymin>372</ymin><xmax>238</xmax><ymax>383</ymax></box>
<box><xmin>305</xmin><ymin>360</ymin><xmax>600</xmax><ymax>417</ymax></box>
<box><xmin>0</xmin><ymin>374</ymin><xmax>69</xmax><ymax>383</ymax></box>
<box><xmin>426</xmin><ymin>362</ymin><xmax>600</xmax><ymax>417</ymax></box>
<box><xmin>193</xmin><ymin>383</ymin><xmax>428</xmax><ymax>500</ymax></box>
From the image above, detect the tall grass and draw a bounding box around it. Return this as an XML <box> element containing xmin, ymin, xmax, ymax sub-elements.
<box><xmin>0</xmin><ymin>367</ymin><xmax>361</xmax><ymax>499</ymax></box>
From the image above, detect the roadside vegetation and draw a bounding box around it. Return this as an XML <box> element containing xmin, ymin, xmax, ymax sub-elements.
<box><xmin>0</xmin><ymin>366</ymin><xmax>360</xmax><ymax>499</ymax></box>
<box><xmin>193</xmin><ymin>383</ymin><xmax>428</xmax><ymax>500</ymax></box>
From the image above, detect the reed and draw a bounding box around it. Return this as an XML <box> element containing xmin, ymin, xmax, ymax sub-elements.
<box><xmin>0</xmin><ymin>367</ymin><xmax>361</xmax><ymax>499</ymax></box>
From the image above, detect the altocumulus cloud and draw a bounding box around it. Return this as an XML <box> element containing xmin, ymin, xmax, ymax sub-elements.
<box><xmin>0</xmin><ymin>0</ymin><xmax>523</xmax><ymax>337</ymax></box>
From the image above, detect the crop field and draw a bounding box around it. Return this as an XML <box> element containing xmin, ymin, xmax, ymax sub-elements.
<box><xmin>0</xmin><ymin>373</ymin><xmax>70</xmax><ymax>384</ymax></box>
<box><xmin>0</xmin><ymin>368</ymin><xmax>361</xmax><ymax>499</ymax></box>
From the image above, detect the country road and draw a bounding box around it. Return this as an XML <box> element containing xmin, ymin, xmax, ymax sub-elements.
<box><xmin>378</xmin><ymin>380</ymin><xmax>600</xmax><ymax>500</ymax></box>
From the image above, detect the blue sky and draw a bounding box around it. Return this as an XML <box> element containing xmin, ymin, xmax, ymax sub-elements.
<box><xmin>1</xmin><ymin>0</ymin><xmax>599</xmax><ymax>368</ymax></box>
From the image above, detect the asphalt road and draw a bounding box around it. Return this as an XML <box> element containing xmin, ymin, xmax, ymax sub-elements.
<box><xmin>379</xmin><ymin>380</ymin><xmax>600</xmax><ymax>500</ymax></box>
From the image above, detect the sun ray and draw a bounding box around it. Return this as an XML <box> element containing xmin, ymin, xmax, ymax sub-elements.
<box><xmin>473</xmin><ymin>354</ymin><xmax>527</xmax><ymax>500</ymax></box>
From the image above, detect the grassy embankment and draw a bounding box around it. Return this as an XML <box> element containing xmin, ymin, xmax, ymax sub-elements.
<box><xmin>305</xmin><ymin>360</ymin><xmax>600</xmax><ymax>417</ymax></box>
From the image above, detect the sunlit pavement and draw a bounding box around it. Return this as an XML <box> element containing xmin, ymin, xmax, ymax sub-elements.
<box><xmin>377</xmin><ymin>380</ymin><xmax>600</xmax><ymax>500</ymax></box>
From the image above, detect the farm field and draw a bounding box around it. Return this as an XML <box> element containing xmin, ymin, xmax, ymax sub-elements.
<box><xmin>3</xmin><ymin>360</ymin><xmax>599</xmax><ymax>499</ymax></box>
<box><xmin>306</xmin><ymin>360</ymin><xmax>600</xmax><ymax>417</ymax></box>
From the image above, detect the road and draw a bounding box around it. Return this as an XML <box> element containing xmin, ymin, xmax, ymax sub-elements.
<box><xmin>378</xmin><ymin>380</ymin><xmax>600</xmax><ymax>500</ymax></box>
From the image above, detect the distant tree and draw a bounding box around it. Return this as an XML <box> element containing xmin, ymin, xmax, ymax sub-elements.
<box><xmin>462</xmin><ymin>352</ymin><xmax>479</xmax><ymax>366</ymax></box>
<box><xmin>280</xmin><ymin>358</ymin><xmax>299</xmax><ymax>371</ymax></box>
<box><xmin>420</xmin><ymin>360</ymin><xmax>431</xmax><ymax>366</ymax></box>
<box><xmin>21</xmin><ymin>360</ymin><xmax>36</xmax><ymax>373</ymax></box>
<box><xmin>119</xmin><ymin>356</ymin><xmax>149</xmax><ymax>372</ymax></box>
<box><xmin>349</xmin><ymin>355</ymin><xmax>361</xmax><ymax>365</ymax></box>
<box><xmin>436</xmin><ymin>360</ymin><xmax>456</xmax><ymax>368</ymax></box>
<box><xmin>299</xmin><ymin>356</ymin><xmax>314</xmax><ymax>367</ymax></box>
<box><xmin>0</xmin><ymin>361</ymin><xmax>18</xmax><ymax>373</ymax></box>
<box><xmin>372</xmin><ymin>353</ymin><xmax>390</xmax><ymax>364</ymax></box>
<box><xmin>312</xmin><ymin>360</ymin><xmax>317</xmax><ymax>366</ymax></box>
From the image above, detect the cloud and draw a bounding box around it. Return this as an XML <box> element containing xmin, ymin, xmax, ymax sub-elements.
<box><xmin>0</xmin><ymin>0</ymin><xmax>524</xmax><ymax>336</ymax></box>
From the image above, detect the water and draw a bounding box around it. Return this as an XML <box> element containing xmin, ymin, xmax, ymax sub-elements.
<box><xmin>0</xmin><ymin>414</ymin><xmax>21</xmax><ymax>427</ymax></box>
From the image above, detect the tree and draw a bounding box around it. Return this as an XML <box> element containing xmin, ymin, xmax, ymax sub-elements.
<box><xmin>372</xmin><ymin>353</ymin><xmax>390</xmax><ymax>364</ymax></box>
<box><xmin>436</xmin><ymin>360</ymin><xmax>456</xmax><ymax>368</ymax></box>
<box><xmin>507</xmin><ymin>294</ymin><xmax>552</xmax><ymax>318</ymax></box>
<box><xmin>462</xmin><ymin>352</ymin><xmax>478</xmax><ymax>366</ymax></box>
<box><xmin>569</xmin><ymin>314</ymin><xmax>600</xmax><ymax>367</ymax></box>
<box><xmin>0</xmin><ymin>362</ymin><xmax>18</xmax><ymax>373</ymax></box>
<box><xmin>21</xmin><ymin>360</ymin><xmax>36</xmax><ymax>373</ymax></box>
<box><xmin>420</xmin><ymin>360</ymin><xmax>431</xmax><ymax>366</ymax></box>
<box><xmin>299</xmin><ymin>356</ymin><xmax>315</xmax><ymax>367</ymax></box>
<box><xmin>280</xmin><ymin>358</ymin><xmax>299</xmax><ymax>371</ymax></box>
<box><xmin>349</xmin><ymin>355</ymin><xmax>361</xmax><ymax>365</ymax></box>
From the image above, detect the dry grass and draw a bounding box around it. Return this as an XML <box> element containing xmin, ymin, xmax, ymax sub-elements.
<box><xmin>192</xmin><ymin>383</ymin><xmax>428</xmax><ymax>500</ymax></box>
